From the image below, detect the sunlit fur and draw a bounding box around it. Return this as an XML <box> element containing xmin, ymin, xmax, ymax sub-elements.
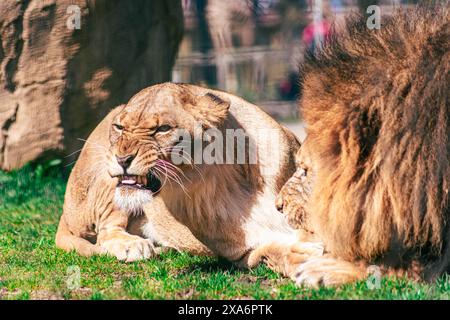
<box><xmin>55</xmin><ymin>100</ymin><xmax>210</xmax><ymax>258</ymax></box>
<box><xmin>56</xmin><ymin>83</ymin><xmax>308</xmax><ymax>274</ymax></box>
<box><xmin>294</xmin><ymin>4</ymin><xmax>449</xmax><ymax>284</ymax></box>
<box><xmin>107</xmin><ymin>83</ymin><xmax>303</xmax><ymax>262</ymax></box>
<box><xmin>114</xmin><ymin>187</ymin><xmax>153</xmax><ymax>214</ymax></box>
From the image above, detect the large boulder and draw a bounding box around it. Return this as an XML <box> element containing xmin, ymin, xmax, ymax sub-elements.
<box><xmin>0</xmin><ymin>0</ymin><xmax>183</xmax><ymax>170</ymax></box>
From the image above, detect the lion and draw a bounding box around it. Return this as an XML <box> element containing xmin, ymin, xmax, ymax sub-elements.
<box><xmin>278</xmin><ymin>5</ymin><xmax>450</xmax><ymax>287</ymax></box>
<box><xmin>55</xmin><ymin>82</ymin><xmax>322</xmax><ymax>276</ymax></box>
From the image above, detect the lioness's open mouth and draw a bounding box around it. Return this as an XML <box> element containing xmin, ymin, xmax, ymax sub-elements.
<box><xmin>117</xmin><ymin>173</ymin><xmax>162</xmax><ymax>193</ymax></box>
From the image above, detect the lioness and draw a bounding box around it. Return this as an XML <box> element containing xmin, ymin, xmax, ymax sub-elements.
<box><xmin>56</xmin><ymin>83</ymin><xmax>320</xmax><ymax>276</ymax></box>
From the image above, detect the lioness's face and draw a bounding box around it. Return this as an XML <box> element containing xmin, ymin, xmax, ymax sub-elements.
<box><xmin>108</xmin><ymin>84</ymin><xmax>229</xmax><ymax>210</ymax></box>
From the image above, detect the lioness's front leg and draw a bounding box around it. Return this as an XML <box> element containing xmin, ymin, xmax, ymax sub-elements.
<box><xmin>97</xmin><ymin>209</ymin><xmax>156</xmax><ymax>262</ymax></box>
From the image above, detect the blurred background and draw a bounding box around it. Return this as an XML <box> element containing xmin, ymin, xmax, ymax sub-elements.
<box><xmin>0</xmin><ymin>0</ymin><xmax>421</xmax><ymax>170</ymax></box>
<box><xmin>173</xmin><ymin>0</ymin><xmax>420</xmax><ymax>140</ymax></box>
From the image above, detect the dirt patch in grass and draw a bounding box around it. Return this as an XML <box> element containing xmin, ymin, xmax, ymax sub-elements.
<box><xmin>30</xmin><ymin>290</ymin><xmax>64</xmax><ymax>300</ymax></box>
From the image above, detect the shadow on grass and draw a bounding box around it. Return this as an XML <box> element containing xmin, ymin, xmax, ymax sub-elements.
<box><xmin>181</xmin><ymin>257</ymin><xmax>241</xmax><ymax>275</ymax></box>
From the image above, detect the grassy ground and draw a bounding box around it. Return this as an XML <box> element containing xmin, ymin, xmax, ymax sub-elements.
<box><xmin>0</xmin><ymin>162</ymin><xmax>449</xmax><ymax>300</ymax></box>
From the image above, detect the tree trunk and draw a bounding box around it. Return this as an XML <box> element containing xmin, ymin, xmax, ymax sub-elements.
<box><xmin>0</xmin><ymin>0</ymin><xmax>183</xmax><ymax>170</ymax></box>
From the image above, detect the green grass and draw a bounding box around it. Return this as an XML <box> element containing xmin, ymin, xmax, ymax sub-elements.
<box><xmin>0</xmin><ymin>162</ymin><xmax>449</xmax><ymax>300</ymax></box>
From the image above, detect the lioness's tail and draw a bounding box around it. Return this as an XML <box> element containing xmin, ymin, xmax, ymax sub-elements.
<box><xmin>55</xmin><ymin>217</ymin><xmax>104</xmax><ymax>256</ymax></box>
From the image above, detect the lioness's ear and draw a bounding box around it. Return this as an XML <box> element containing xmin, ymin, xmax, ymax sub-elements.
<box><xmin>191</xmin><ymin>93</ymin><xmax>230</xmax><ymax>128</ymax></box>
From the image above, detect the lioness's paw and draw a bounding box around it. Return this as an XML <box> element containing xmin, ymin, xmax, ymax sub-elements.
<box><xmin>292</xmin><ymin>256</ymin><xmax>365</xmax><ymax>288</ymax></box>
<box><xmin>101</xmin><ymin>237</ymin><xmax>155</xmax><ymax>262</ymax></box>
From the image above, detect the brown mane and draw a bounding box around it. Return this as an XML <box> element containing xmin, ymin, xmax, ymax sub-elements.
<box><xmin>300</xmin><ymin>4</ymin><xmax>449</xmax><ymax>278</ymax></box>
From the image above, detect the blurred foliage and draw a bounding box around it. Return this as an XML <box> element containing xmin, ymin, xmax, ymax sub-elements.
<box><xmin>0</xmin><ymin>159</ymin><xmax>69</xmax><ymax>209</ymax></box>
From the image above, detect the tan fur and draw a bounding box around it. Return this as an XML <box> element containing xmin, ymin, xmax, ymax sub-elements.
<box><xmin>55</xmin><ymin>103</ymin><xmax>211</xmax><ymax>261</ymax></box>
<box><xmin>55</xmin><ymin>83</ymin><xmax>318</xmax><ymax>276</ymax></box>
<box><xmin>127</xmin><ymin>197</ymin><xmax>213</xmax><ymax>256</ymax></box>
<box><xmin>281</xmin><ymin>5</ymin><xmax>450</xmax><ymax>286</ymax></box>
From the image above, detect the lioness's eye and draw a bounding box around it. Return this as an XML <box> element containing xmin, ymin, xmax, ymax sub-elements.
<box><xmin>113</xmin><ymin>124</ymin><xmax>124</xmax><ymax>131</ymax></box>
<box><xmin>155</xmin><ymin>125</ymin><xmax>172</xmax><ymax>133</ymax></box>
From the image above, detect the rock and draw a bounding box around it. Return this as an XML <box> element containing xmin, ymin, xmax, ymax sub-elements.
<box><xmin>0</xmin><ymin>0</ymin><xmax>183</xmax><ymax>170</ymax></box>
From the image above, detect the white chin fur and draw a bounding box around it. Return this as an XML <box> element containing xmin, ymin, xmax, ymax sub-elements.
<box><xmin>114</xmin><ymin>187</ymin><xmax>153</xmax><ymax>214</ymax></box>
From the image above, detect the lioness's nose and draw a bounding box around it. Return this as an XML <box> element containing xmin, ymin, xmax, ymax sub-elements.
<box><xmin>116</xmin><ymin>155</ymin><xmax>134</xmax><ymax>170</ymax></box>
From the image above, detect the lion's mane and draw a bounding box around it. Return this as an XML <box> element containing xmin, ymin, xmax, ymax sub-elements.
<box><xmin>300</xmin><ymin>4</ymin><xmax>449</xmax><ymax>278</ymax></box>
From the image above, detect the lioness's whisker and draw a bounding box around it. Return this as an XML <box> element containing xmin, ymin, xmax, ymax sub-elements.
<box><xmin>77</xmin><ymin>138</ymin><xmax>108</xmax><ymax>151</ymax></box>
<box><xmin>156</xmin><ymin>159</ymin><xmax>191</xmax><ymax>183</ymax></box>
<box><xmin>156</xmin><ymin>158</ymin><xmax>182</xmax><ymax>172</ymax></box>
<box><xmin>165</xmin><ymin>147</ymin><xmax>202</xmax><ymax>170</ymax></box>
<box><xmin>65</xmin><ymin>146</ymin><xmax>106</xmax><ymax>159</ymax></box>
<box><xmin>149</xmin><ymin>168</ymin><xmax>167</xmax><ymax>194</ymax></box>
<box><xmin>64</xmin><ymin>152</ymin><xmax>105</xmax><ymax>168</ymax></box>
<box><xmin>152</xmin><ymin>165</ymin><xmax>176</xmax><ymax>187</ymax></box>
<box><xmin>154</xmin><ymin>164</ymin><xmax>190</xmax><ymax>198</ymax></box>
<box><xmin>155</xmin><ymin>147</ymin><xmax>205</xmax><ymax>185</ymax></box>
<box><xmin>151</xmin><ymin>166</ymin><xmax>169</xmax><ymax>186</ymax></box>
<box><xmin>157</xmin><ymin>165</ymin><xmax>183</xmax><ymax>187</ymax></box>
<box><xmin>166</xmin><ymin>148</ymin><xmax>194</xmax><ymax>164</ymax></box>
<box><xmin>64</xmin><ymin>161</ymin><xmax>77</xmax><ymax>168</ymax></box>
<box><xmin>171</xmin><ymin>152</ymin><xmax>205</xmax><ymax>183</ymax></box>
<box><xmin>161</xmin><ymin>148</ymin><xmax>205</xmax><ymax>180</ymax></box>
<box><xmin>65</xmin><ymin>148</ymin><xmax>83</xmax><ymax>158</ymax></box>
